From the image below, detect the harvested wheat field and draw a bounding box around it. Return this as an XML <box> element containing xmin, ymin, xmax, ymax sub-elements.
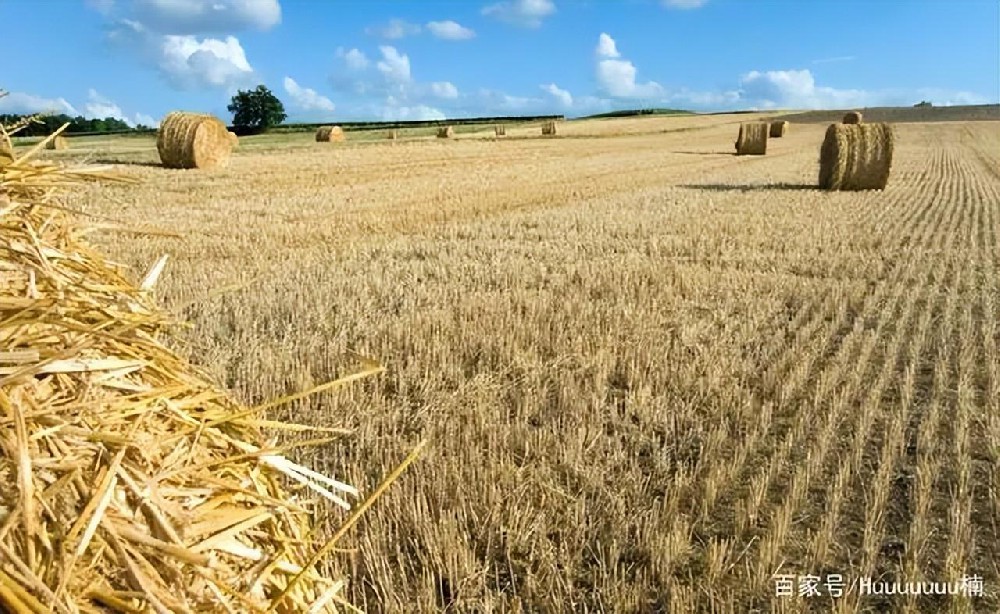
<box><xmin>68</xmin><ymin>112</ymin><xmax>1000</xmax><ymax>612</ymax></box>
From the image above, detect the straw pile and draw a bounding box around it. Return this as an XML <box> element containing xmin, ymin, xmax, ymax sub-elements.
<box><xmin>735</xmin><ymin>122</ymin><xmax>768</xmax><ymax>155</ymax></box>
<box><xmin>843</xmin><ymin>111</ymin><xmax>863</xmax><ymax>124</ymax></box>
<box><xmin>45</xmin><ymin>135</ymin><xmax>69</xmax><ymax>151</ymax></box>
<box><xmin>227</xmin><ymin>131</ymin><xmax>239</xmax><ymax>149</ymax></box>
<box><xmin>0</xmin><ymin>140</ymin><xmax>12</xmax><ymax>167</ymax></box>
<box><xmin>494</xmin><ymin>125</ymin><xmax>506</xmax><ymax>137</ymax></box>
<box><xmin>818</xmin><ymin>122</ymin><xmax>894</xmax><ymax>191</ymax></box>
<box><xmin>768</xmin><ymin>121</ymin><xmax>788</xmax><ymax>138</ymax></box>
<box><xmin>315</xmin><ymin>126</ymin><xmax>345</xmax><ymax>143</ymax></box>
<box><xmin>156</xmin><ymin>111</ymin><xmax>232</xmax><ymax>170</ymax></box>
<box><xmin>437</xmin><ymin>126</ymin><xmax>454</xmax><ymax>138</ymax></box>
<box><xmin>0</xmin><ymin>115</ymin><xmax>423</xmax><ymax>612</ymax></box>
<box><xmin>541</xmin><ymin>120</ymin><xmax>557</xmax><ymax>136</ymax></box>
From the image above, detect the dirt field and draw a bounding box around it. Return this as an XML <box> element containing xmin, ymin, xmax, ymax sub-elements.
<box><xmin>56</xmin><ymin>113</ymin><xmax>1000</xmax><ymax>612</ymax></box>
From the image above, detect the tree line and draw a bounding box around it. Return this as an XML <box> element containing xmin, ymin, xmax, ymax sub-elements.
<box><xmin>0</xmin><ymin>113</ymin><xmax>150</xmax><ymax>136</ymax></box>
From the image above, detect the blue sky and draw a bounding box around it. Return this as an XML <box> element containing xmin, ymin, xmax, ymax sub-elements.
<box><xmin>0</xmin><ymin>0</ymin><xmax>996</xmax><ymax>125</ymax></box>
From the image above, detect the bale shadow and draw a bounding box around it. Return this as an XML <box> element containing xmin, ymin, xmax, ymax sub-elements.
<box><xmin>92</xmin><ymin>158</ymin><xmax>164</xmax><ymax>168</ymax></box>
<box><xmin>671</xmin><ymin>150</ymin><xmax>735</xmax><ymax>156</ymax></box>
<box><xmin>680</xmin><ymin>183</ymin><xmax>818</xmax><ymax>192</ymax></box>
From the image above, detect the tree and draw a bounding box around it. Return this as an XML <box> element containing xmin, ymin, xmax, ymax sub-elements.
<box><xmin>227</xmin><ymin>85</ymin><xmax>286</xmax><ymax>132</ymax></box>
<box><xmin>914</xmin><ymin>100</ymin><xmax>933</xmax><ymax>108</ymax></box>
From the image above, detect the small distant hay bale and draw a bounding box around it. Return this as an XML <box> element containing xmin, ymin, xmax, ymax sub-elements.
<box><xmin>156</xmin><ymin>111</ymin><xmax>232</xmax><ymax>169</ymax></box>
<box><xmin>769</xmin><ymin>121</ymin><xmax>789</xmax><ymax>138</ymax></box>
<box><xmin>45</xmin><ymin>135</ymin><xmax>69</xmax><ymax>150</ymax></box>
<box><xmin>388</xmin><ymin>129</ymin><xmax>398</xmax><ymax>140</ymax></box>
<box><xmin>842</xmin><ymin>111</ymin><xmax>863</xmax><ymax>124</ymax></box>
<box><xmin>315</xmin><ymin>125</ymin><xmax>345</xmax><ymax>142</ymax></box>
<box><xmin>495</xmin><ymin>124</ymin><xmax>506</xmax><ymax>137</ymax></box>
<box><xmin>819</xmin><ymin>122</ymin><xmax>895</xmax><ymax>191</ymax></box>
<box><xmin>541</xmin><ymin>120</ymin><xmax>558</xmax><ymax>136</ymax></box>
<box><xmin>437</xmin><ymin>126</ymin><xmax>454</xmax><ymax>138</ymax></box>
<box><xmin>227</xmin><ymin>131</ymin><xmax>239</xmax><ymax>149</ymax></box>
<box><xmin>735</xmin><ymin>122</ymin><xmax>768</xmax><ymax>155</ymax></box>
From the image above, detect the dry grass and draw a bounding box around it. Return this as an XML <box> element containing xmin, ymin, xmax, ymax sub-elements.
<box><xmin>156</xmin><ymin>111</ymin><xmax>232</xmax><ymax>169</ymax></box>
<box><xmin>316</xmin><ymin>126</ymin><xmax>345</xmax><ymax>143</ymax></box>
<box><xmin>66</xmin><ymin>115</ymin><xmax>1000</xmax><ymax>613</ymax></box>
<box><xmin>843</xmin><ymin>110</ymin><xmax>864</xmax><ymax>124</ymax></box>
<box><xmin>735</xmin><ymin>122</ymin><xmax>768</xmax><ymax>155</ymax></box>
<box><xmin>819</xmin><ymin>122</ymin><xmax>895</xmax><ymax>190</ymax></box>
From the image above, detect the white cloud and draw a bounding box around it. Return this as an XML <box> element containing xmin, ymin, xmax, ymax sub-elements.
<box><xmin>134</xmin><ymin>112</ymin><xmax>157</xmax><ymax>126</ymax></box>
<box><xmin>426</xmin><ymin>20</ymin><xmax>476</xmax><ymax>40</ymax></box>
<box><xmin>595</xmin><ymin>33</ymin><xmax>619</xmax><ymax>58</ymax></box>
<box><xmin>662</xmin><ymin>0</ymin><xmax>708</xmax><ymax>8</ymax></box>
<box><xmin>738</xmin><ymin>69</ymin><xmax>870</xmax><ymax>109</ymax></box>
<box><xmin>430</xmin><ymin>81</ymin><xmax>459</xmax><ymax>99</ymax></box>
<box><xmin>376</xmin><ymin>46</ymin><xmax>411</xmax><ymax>84</ymax></box>
<box><xmin>132</xmin><ymin>0</ymin><xmax>281</xmax><ymax>33</ymax></box>
<box><xmin>283</xmin><ymin>77</ymin><xmax>335</xmax><ymax>112</ymax></box>
<box><xmin>159</xmin><ymin>34</ymin><xmax>256</xmax><ymax>90</ymax></box>
<box><xmin>365</xmin><ymin>18</ymin><xmax>421</xmax><ymax>40</ymax></box>
<box><xmin>336</xmin><ymin>47</ymin><xmax>370</xmax><ymax>71</ymax></box>
<box><xmin>594</xmin><ymin>34</ymin><xmax>662</xmax><ymax>98</ymax></box>
<box><xmin>0</xmin><ymin>92</ymin><xmax>78</xmax><ymax>116</ymax></box>
<box><xmin>382</xmin><ymin>97</ymin><xmax>446</xmax><ymax>121</ymax></box>
<box><xmin>482</xmin><ymin>0</ymin><xmax>556</xmax><ymax>28</ymax></box>
<box><xmin>540</xmin><ymin>83</ymin><xmax>572</xmax><ymax>107</ymax></box>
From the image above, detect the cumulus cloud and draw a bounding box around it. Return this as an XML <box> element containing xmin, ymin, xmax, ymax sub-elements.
<box><xmin>426</xmin><ymin>20</ymin><xmax>476</xmax><ymax>40</ymax></box>
<box><xmin>482</xmin><ymin>0</ymin><xmax>556</xmax><ymax>28</ymax></box>
<box><xmin>376</xmin><ymin>46</ymin><xmax>411</xmax><ymax>84</ymax></box>
<box><xmin>0</xmin><ymin>91</ymin><xmax>78</xmax><ymax>116</ymax></box>
<box><xmin>365</xmin><ymin>18</ymin><xmax>421</xmax><ymax>40</ymax></box>
<box><xmin>430</xmin><ymin>81</ymin><xmax>459</xmax><ymax>99</ymax></box>
<box><xmin>382</xmin><ymin>97</ymin><xmax>446</xmax><ymax>121</ymax></box>
<box><xmin>662</xmin><ymin>0</ymin><xmax>708</xmax><ymax>8</ymax></box>
<box><xmin>82</xmin><ymin>89</ymin><xmax>156</xmax><ymax>127</ymax></box>
<box><xmin>131</xmin><ymin>0</ymin><xmax>281</xmax><ymax>34</ymax></box>
<box><xmin>737</xmin><ymin>69</ymin><xmax>873</xmax><ymax>109</ymax></box>
<box><xmin>540</xmin><ymin>83</ymin><xmax>572</xmax><ymax>107</ymax></box>
<box><xmin>594</xmin><ymin>33</ymin><xmax>662</xmax><ymax>98</ymax></box>
<box><xmin>336</xmin><ymin>47</ymin><xmax>369</xmax><ymax>71</ymax></box>
<box><xmin>107</xmin><ymin>19</ymin><xmax>256</xmax><ymax>90</ymax></box>
<box><xmin>283</xmin><ymin>77</ymin><xmax>335</xmax><ymax>112</ymax></box>
<box><xmin>159</xmin><ymin>33</ymin><xmax>256</xmax><ymax>89</ymax></box>
<box><xmin>595</xmin><ymin>33</ymin><xmax>619</xmax><ymax>59</ymax></box>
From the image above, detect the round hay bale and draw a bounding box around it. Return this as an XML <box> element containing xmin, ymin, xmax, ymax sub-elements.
<box><xmin>227</xmin><ymin>131</ymin><xmax>239</xmax><ymax>149</ymax></box>
<box><xmin>156</xmin><ymin>111</ymin><xmax>232</xmax><ymax>169</ymax></box>
<box><xmin>842</xmin><ymin>111</ymin><xmax>863</xmax><ymax>125</ymax></box>
<box><xmin>735</xmin><ymin>122</ymin><xmax>768</xmax><ymax>155</ymax></box>
<box><xmin>437</xmin><ymin>126</ymin><xmax>454</xmax><ymax>138</ymax></box>
<box><xmin>388</xmin><ymin>129</ymin><xmax>398</xmax><ymax>140</ymax></box>
<box><xmin>541</xmin><ymin>120</ymin><xmax>558</xmax><ymax>136</ymax></box>
<box><xmin>818</xmin><ymin>122</ymin><xmax>894</xmax><ymax>191</ymax></box>
<box><xmin>769</xmin><ymin>121</ymin><xmax>789</xmax><ymax>138</ymax></box>
<box><xmin>495</xmin><ymin>124</ymin><xmax>506</xmax><ymax>137</ymax></box>
<box><xmin>316</xmin><ymin>125</ymin><xmax>345</xmax><ymax>142</ymax></box>
<box><xmin>45</xmin><ymin>135</ymin><xmax>69</xmax><ymax>151</ymax></box>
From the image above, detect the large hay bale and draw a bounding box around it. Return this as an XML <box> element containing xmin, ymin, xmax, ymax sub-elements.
<box><xmin>819</xmin><ymin>122</ymin><xmax>894</xmax><ymax>191</ymax></box>
<box><xmin>495</xmin><ymin>124</ymin><xmax>506</xmax><ymax>137</ymax></box>
<box><xmin>156</xmin><ymin>111</ymin><xmax>232</xmax><ymax>169</ymax></box>
<box><xmin>227</xmin><ymin>130</ymin><xmax>239</xmax><ymax>149</ymax></box>
<box><xmin>315</xmin><ymin>125</ymin><xmax>345</xmax><ymax>142</ymax></box>
<box><xmin>735</xmin><ymin>122</ymin><xmax>768</xmax><ymax>155</ymax></box>
<box><xmin>0</xmin><ymin>117</ymin><xmax>423</xmax><ymax>612</ymax></box>
<box><xmin>437</xmin><ymin>126</ymin><xmax>454</xmax><ymax>138</ymax></box>
<box><xmin>541</xmin><ymin>120</ymin><xmax>558</xmax><ymax>136</ymax></box>
<box><xmin>842</xmin><ymin>111</ymin><xmax>863</xmax><ymax>124</ymax></box>
<box><xmin>45</xmin><ymin>135</ymin><xmax>69</xmax><ymax>150</ymax></box>
<box><xmin>769</xmin><ymin>121</ymin><xmax>789</xmax><ymax>138</ymax></box>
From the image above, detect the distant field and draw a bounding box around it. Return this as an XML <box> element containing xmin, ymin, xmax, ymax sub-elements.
<box><xmin>772</xmin><ymin>103</ymin><xmax>1000</xmax><ymax>124</ymax></box>
<box><xmin>49</xmin><ymin>112</ymin><xmax>1000</xmax><ymax>612</ymax></box>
